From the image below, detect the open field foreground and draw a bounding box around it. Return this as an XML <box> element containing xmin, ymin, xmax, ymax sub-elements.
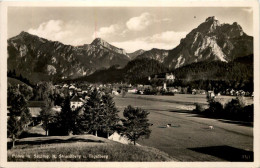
<box><xmin>8</xmin><ymin>94</ymin><xmax>253</xmax><ymax>162</ymax></box>
<box><xmin>8</xmin><ymin>135</ymin><xmax>174</xmax><ymax>161</ymax></box>
<box><xmin>114</xmin><ymin>93</ymin><xmax>253</xmax><ymax>161</ymax></box>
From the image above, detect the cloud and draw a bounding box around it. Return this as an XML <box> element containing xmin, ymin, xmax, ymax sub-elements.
<box><xmin>28</xmin><ymin>20</ymin><xmax>89</xmax><ymax>46</ymax></box>
<box><xmin>111</xmin><ymin>31</ymin><xmax>187</xmax><ymax>53</ymax></box>
<box><xmin>126</xmin><ymin>12</ymin><xmax>172</xmax><ymax>31</ymax></box>
<box><xmin>92</xmin><ymin>13</ymin><xmax>174</xmax><ymax>40</ymax></box>
<box><xmin>92</xmin><ymin>24</ymin><xmax>122</xmax><ymax>39</ymax></box>
<box><xmin>28</xmin><ymin>20</ymin><xmax>72</xmax><ymax>42</ymax></box>
<box><xmin>126</xmin><ymin>12</ymin><xmax>154</xmax><ymax>31</ymax></box>
<box><xmin>149</xmin><ymin>31</ymin><xmax>187</xmax><ymax>43</ymax></box>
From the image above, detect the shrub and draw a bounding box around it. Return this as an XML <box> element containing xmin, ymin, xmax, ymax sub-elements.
<box><xmin>224</xmin><ymin>98</ymin><xmax>244</xmax><ymax>117</ymax></box>
<box><xmin>224</xmin><ymin>97</ymin><xmax>253</xmax><ymax>121</ymax></box>
<box><xmin>144</xmin><ymin>88</ymin><xmax>157</xmax><ymax>95</ymax></box>
<box><xmin>208</xmin><ymin>100</ymin><xmax>224</xmax><ymax>116</ymax></box>
<box><xmin>196</xmin><ymin>96</ymin><xmax>253</xmax><ymax>122</ymax></box>
<box><xmin>193</xmin><ymin>103</ymin><xmax>204</xmax><ymax>113</ymax></box>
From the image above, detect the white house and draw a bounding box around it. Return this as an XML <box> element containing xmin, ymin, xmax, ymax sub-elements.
<box><xmin>207</xmin><ymin>91</ymin><xmax>215</xmax><ymax>99</ymax></box>
<box><xmin>70</xmin><ymin>95</ymin><xmax>84</xmax><ymax>110</ymax></box>
<box><xmin>69</xmin><ymin>85</ymin><xmax>76</xmax><ymax>90</ymax></box>
<box><xmin>128</xmin><ymin>88</ymin><xmax>137</xmax><ymax>93</ymax></box>
<box><xmin>165</xmin><ymin>73</ymin><xmax>175</xmax><ymax>80</ymax></box>
<box><xmin>112</xmin><ymin>90</ymin><xmax>119</xmax><ymax>95</ymax></box>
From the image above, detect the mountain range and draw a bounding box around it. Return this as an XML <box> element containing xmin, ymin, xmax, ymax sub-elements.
<box><xmin>136</xmin><ymin>16</ymin><xmax>253</xmax><ymax>69</ymax></box>
<box><xmin>7</xmin><ymin>16</ymin><xmax>253</xmax><ymax>83</ymax></box>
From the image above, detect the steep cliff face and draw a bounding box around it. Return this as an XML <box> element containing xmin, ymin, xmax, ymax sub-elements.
<box><xmin>7</xmin><ymin>32</ymin><xmax>130</xmax><ymax>82</ymax></box>
<box><xmin>136</xmin><ymin>16</ymin><xmax>253</xmax><ymax>69</ymax></box>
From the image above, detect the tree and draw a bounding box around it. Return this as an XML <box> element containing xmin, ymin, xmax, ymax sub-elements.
<box><xmin>33</xmin><ymin>81</ymin><xmax>54</xmax><ymax>101</ymax></box>
<box><xmin>40</xmin><ymin>100</ymin><xmax>55</xmax><ymax>136</ymax></box>
<box><xmin>121</xmin><ymin>105</ymin><xmax>151</xmax><ymax>145</ymax></box>
<box><xmin>82</xmin><ymin>88</ymin><xmax>104</xmax><ymax>136</ymax></box>
<box><xmin>8</xmin><ymin>85</ymin><xmax>27</xmax><ymax>115</ymax></box>
<box><xmin>7</xmin><ymin>85</ymin><xmax>31</xmax><ymax>148</ymax></box>
<box><xmin>8</xmin><ymin>115</ymin><xmax>22</xmax><ymax>148</ymax></box>
<box><xmin>18</xmin><ymin>84</ymin><xmax>33</xmax><ymax>101</ymax></box>
<box><xmin>102</xmin><ymin>93</ymin><xmax>120</xmax><ymax>138</ymax></box>
<box><xmin>53</xmin><ymin>88</ymin><xmax>65</xmax><ymax>106</ymax></box>
<box><xmin>56</xmin><ymin>97</ymin><xmax>79</xmax><ymax>135</ymax></box>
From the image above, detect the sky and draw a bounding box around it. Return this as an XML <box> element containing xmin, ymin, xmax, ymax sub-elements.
<box><xmin>8</xmin><ymin>7</ymin><xmax>253</xmax><ymax>53</ymax></box>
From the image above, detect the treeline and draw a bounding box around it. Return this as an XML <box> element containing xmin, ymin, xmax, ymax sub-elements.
<box><xmin>7</xmin><ymin>69</ymin><xmax>33</xmax><ymax>86</ymax></box>
<box><xmin>7</xmin><ymin>81</ymin><xmax>67</xmax><ymax>148</ymax></box>
<box><xmin>46</xmin><ymin>89</ymin><xmax>151</xmax><ymax>146</ymax></box>
<box><xmin>79</xmin><ymin>58</ymin><xmax>168</xmax><ymax>84</ymax></box>
<box><xmin>7</xmin><ymin>82</ymin><xmax>151</xmax><ymax>147</ymax></box>
<box><xmin>172</xmin><ymin>79</ymin><xmax>253</xmax><ymax>93</ymax></box>
<box><xmin>123</xmin><ymin>58</ymin><xmax>168</xmax><ymax>84</ymax></box>
<box><xmin>77</xmin><ymin>55</ymin><xmax>253</xmax><ymax>93</ymax></box>
<box><xmin>194</xmin><ymin>97</ymin><xmax>253</xmax><ymax>122</ymax></box>
<box><xmin>81</xmin><ymin>65</ymin><xmax>125</xmax><ymax>83</ymax></box>
<box><xmin>171</xmin><ymin>55</ymin><xmax>253</xmax><ymax>92</ymax></box>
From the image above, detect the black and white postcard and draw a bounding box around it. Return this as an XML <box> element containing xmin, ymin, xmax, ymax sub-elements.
<box><xmin>0</xmin><ymin>0</ymin><xmax>259</xmax><ymax>167</ymax></box>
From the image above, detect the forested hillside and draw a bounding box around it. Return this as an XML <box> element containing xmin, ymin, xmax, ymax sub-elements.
<box><xmin>78</xmin><ymin>58</ymin><xmax>168</xmax><ymax>84</ymax></box>
<box><xmin>172</xmin><ymin>55</ymin><xmax>253</xmax><ymax>92</ymax></box>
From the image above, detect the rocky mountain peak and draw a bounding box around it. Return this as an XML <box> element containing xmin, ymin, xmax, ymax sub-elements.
<box><xmin>8</xmin><ymin>32</ymin><xmax>131</xmax><ymax>82</ymax></box>
<box><xmin>91</xmin><ymin>38</ymin><xmax>127</xmax><ymax>55</ymax></box>
<box><xmin>9</xmin><ymin>31</ymin><xmax>32</xmax><ymax>42</ymax></box>
<box><xmin>91</xmin><ymin>37</ymin><xmax>107</xmax><ymax>46</ymax></box>
<box><xmin>205</xmin><ymin>16</ymin><xmax>218</xmax><ymax>22</ymax></box>
<box><xmin>195</xmin><ymin>16</ymin><xmax>221</xmax><ymax>34</ymax></box>
<box><xmin>19</xmin><ymin>31</ymin><xmax>29</xmax><ymax>36</ymax></box>
<box><xmin>231</xmin><ymin>22</ymin><xmax>244</xmax><ymax>36</ymax></box>
<box><xmin>165</xmin><ymin>16</ymin><xmax>253</xmax><ymax>69</ymax></box>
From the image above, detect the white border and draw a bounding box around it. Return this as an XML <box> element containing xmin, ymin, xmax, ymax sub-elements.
<box><xmin>0</xmin><ymin>0</ymin><xmax>259</xmax><ymax>168</ymax></box>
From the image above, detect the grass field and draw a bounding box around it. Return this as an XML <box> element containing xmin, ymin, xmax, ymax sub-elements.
<box><xmin>114</xmin><ymin>93</ymin><xmax>253</xmax><ymax>161</ymax></box>
<box><xmin>8</xmin><ymin>135</ymin><xmax>174</xmax><ymax>161</ymax></box>
<box><xmin>8</xmin><ymin>93</ymin><xmax>253</xmax><ymax>162</ymax></box>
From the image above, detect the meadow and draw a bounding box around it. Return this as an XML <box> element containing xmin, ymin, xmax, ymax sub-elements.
<box><xmin>8</xmin><ymin>135</ymin><xmax>174</xmax><ymax>161</ymax></box>
<box><xmin>114</xmin><ymin>93</ymin><xmax>253</xmax><ymax>161</ymax></box>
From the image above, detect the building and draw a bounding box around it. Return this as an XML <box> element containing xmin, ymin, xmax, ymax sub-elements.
<box><xmin>207</xmin><ymin>91</ymin><xmax>215</xmax><ymax>99</ymax></box>
<box><xmin>192</xmin><ymin>89</ymin><xmax>197</xmax><ymax>95</ymax></box>
<box><xmin>69</xmin><ymin>85</ymin><xmax>76</xmax><ymax>90</ymax></box>
<box><xmin>27</xmin><ymin>101</ymin><xmax>62</xmax><ymax>126</ymax></box>
<box><xmin>163</xmin><ymin>83</ymin><xmax>167</xmax><ymax>90</ymax></box>
<box><xmin>70</xmin><ymin>95</ymin><xmax>84</xmax><ymax>110</ymax></box>
<box><xmin>112</xmin><ymin>90</ymin><xmax>119</xmax><ymax>95</ymax></box>
<box><xmin>128</xmin><ymin>88</ymin><xmax>137</xmax><ymax>93</ymax></box>
<box><xmin>28</xmin><ymin>101</ymin><xmax>45</xmax><ymax>117</ymax></box>
<box><xmin>148</xmin><ymin>73</ymin><xmax>175</xmax><ymax>82</ymax></box>
<box><xmin>27</xmin><ymin>101</ymin><xmax>45</xmax><ymax>126</ymax></box>
<box><xmin>165</xmin><ymin>73</ymin><xmax>175</xmax><ymax>80</ymax></box>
